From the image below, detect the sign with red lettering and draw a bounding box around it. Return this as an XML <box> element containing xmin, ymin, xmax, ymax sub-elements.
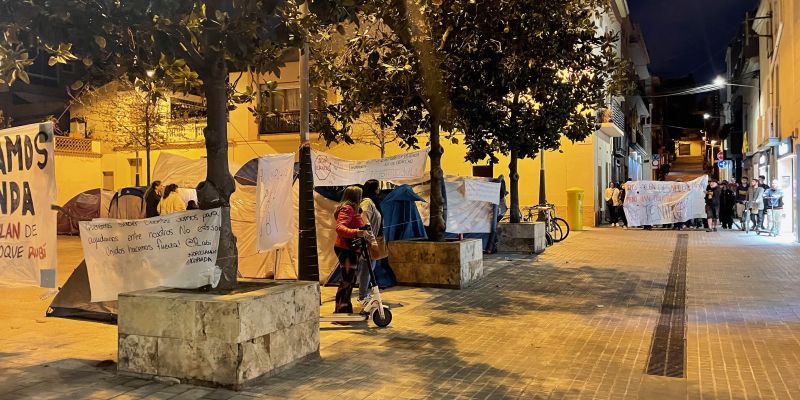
<box><xmin>623</xmin><ymin>176</ymin><xmax>708</xmax><ymax>227</ymax></box>
<box><xmin>0</xmin><ymin>123</ymin><xmax>56</xmax><ymax>288</ymax></box>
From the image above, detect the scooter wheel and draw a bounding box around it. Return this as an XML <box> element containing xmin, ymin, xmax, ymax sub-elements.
<box><xmin>372</xmin><ymin>307</ymin><xmax>392</xmax><ymax>328</ymax></box>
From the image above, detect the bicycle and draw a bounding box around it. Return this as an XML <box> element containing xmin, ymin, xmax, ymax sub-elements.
<box><xmin>524</xmin><ymin>203</ymin><xmax>570</xmax><ymax>243</ymax></box>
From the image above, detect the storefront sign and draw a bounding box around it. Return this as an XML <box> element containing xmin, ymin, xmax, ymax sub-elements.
<box><xmin>0</xmin><ymin>123</ymin><xmax>57</xmax><ymax>288</ymax></box>
<box><xmin>311</xmin><ymin>149</ymin><xmax>428</xmax><ymax>186</ymax></box>
<box><xmin>79</xmin><ymin>208</ymin><xmax>222</xmax><ymax>301</ymax></box>
<box><xmin>622</xmin><ymin>176</ymin><xmax>708</xmax><ymax>227</ymax></box>
<box><xmin>256</xmin><ymin>154</ymin><xmax>294</xmax><ymax>251</ymax></box>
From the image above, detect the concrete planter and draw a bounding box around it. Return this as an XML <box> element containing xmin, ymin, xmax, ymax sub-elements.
<box><xmin>496</xmin><ymin>222</ymin><xmax>546</xmax><ymax>254</ymax></box>
<box><xmin>117</xmin><ymin>280</ymin><xmax>319</xmax><ymax>390</ymax></box>
<box><xmin>388</xmin><ymin>238</ymin><xmax>483</xmax><ymax>289</ymax></box>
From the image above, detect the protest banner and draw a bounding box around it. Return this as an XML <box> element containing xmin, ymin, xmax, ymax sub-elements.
<box><xmin>463</xmin><ymin>178</ymin><xmax>501</xmax><ymax>204</ymax></box>
<box><xmin>623</xmin><ymin>176</ymin><xmax>708</xmax><ymax>227</ymax></box>
<box><xmin>256</xmin><ymin>153</ymin><xmax>294</xmax><ymax>251</ymax></box>
<box><xmin>79</xmin><ymin>208</ymin><xmax>222</xmax><ymax>301</ymax></box>
<box><xmin>311</xmin><ymin>149</ymin><xmax>428</xmax><ymax>186</ymax></box>
<box><xmin>0</xmin><ymin>123</ymin><xmax>57</xmax><ymax>288</ymax></box>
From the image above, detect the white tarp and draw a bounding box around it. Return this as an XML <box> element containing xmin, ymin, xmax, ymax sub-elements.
<box><xmin>80</xmin><ymin>208</ymin><xmax>222</xmax><ymax>301</ymax></box>
<box><xmin>152</xmin><ymin>152</ymin><xmax>240</xmax><ymax>189</ymax></box>
<box><xmin>464</xmin><ymin>178</ymin><xmax>501</xmax><ymax>205</ymax></box>
<box><xmin>408</xmin><ymin>176</ymin><xmax>494</xmax><ymax>234</ymax></box>
<box><xmin>623</xmin><ymin>176</ymin><xmax>708</xmax><ymax>227</ymax></box>
<box><xmin>0</xmin><ymin>123</ymin><xmax>57</xmax><ymax>288</ymax></box>
<box><xmin>256</xmin><ymin>154</ymin><xmax>294</xmax><ymax>251</ymax></box>
<box><xmin>311</xmin><ymin>149</ymin><xmax>428</xmax><ymax>186</ymax></box>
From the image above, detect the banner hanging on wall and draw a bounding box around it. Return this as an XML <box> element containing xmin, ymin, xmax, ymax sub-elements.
<box><xmin>0</xmin><ymin>123</ymin><xmax>57</xmax><ymax>288</ymax></box>
<box><xmin>256</xmin><ymin>153</ymin><xmax>295</xmax><ymax>252</ymax></box>
<box><xmin>311</xmin><ymin>149</ymin><xmax>428</xmax><ymax>186</ymax></box>
<box><xmin>79</xmin><ymin>208</ymin><xmax>222</xmax><ymax>301</ymax></box>
<box><xmin>623</xmin><ymin>176</ymin><xmax>708</xmax><ymax>227</ymax></box>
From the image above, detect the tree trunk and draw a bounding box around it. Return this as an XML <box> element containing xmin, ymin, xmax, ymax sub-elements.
<box><xmin>297</xmin><ymin>145</ymin><xmax>318</xmax><ymax>282</ymax></box>
<box><xmin>509</xmin><ymin>149</ymin><xmax>521</xmax><ymax>223</ymax></box>
<box><xmin>428</xmin><ymin>120</ymin><xmax>446</xmax><ymax>241</ymax></box>
<box><xmin>198</xmin><ymin>49</ymin><xmax>237</xmax><ymax>290</ymax></box>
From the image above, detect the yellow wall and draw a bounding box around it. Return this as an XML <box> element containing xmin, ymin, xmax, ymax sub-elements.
<box><xmin>676</xmin><ymin>140</ymin><xmax>702</xmax><ymax>157</ymax></box>
<box><xmin>54</xmin><ymin>154</ymin><xmax>103</xmax><ymax>204</ymax></box>
<box><xmin>776</xmin><ymin>0</ymin><xmax>800</xmax><ymax>142</ymax></box>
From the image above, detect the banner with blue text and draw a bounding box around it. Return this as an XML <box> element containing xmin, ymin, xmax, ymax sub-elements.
<box><xmin>79</xmin><ymin>208</ymin><xmax>222</xmax><ymax>301</ymax></box>
<box><xmin>0</xmin><ymin>123</ymin><xmax>56</xmax><ymax>288</ymax></box>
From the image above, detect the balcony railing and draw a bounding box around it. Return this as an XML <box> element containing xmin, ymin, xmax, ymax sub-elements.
<box><xmin>597</xmin><ymin>100</ymin><xmax>625</xmax><ymax>138</ymax></box>
<box><xmin>259</xmin><ymin>110</ymin><xmax>328</xmax><ymax>134</ymax></box>
<box><xmin>55</xmin><ymin>136</ymin><xmax>92</xmax><ymax>153</ymax></box>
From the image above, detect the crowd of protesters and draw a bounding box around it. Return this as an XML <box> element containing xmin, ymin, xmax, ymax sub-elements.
<box><xmin>605</xmin><ymin>175</ymin><xmax>785</xmax><ymax>235</ymax></box>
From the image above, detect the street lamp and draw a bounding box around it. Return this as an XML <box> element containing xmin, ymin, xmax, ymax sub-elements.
<box><xmin>713</xmin><ymin>76</ymin><xmax>726</xmax><ymax>87</ymax></box>
<box><xmin>711</xmin><ymin>75</ymin><xmax>758</xmax><ymax>89</ymax></box>
<box><xmin>703</xmin><ymin>113</ymin><xmax>711</xmax><ymax>120</ymax></box>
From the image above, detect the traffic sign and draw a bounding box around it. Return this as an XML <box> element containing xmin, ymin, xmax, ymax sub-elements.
<box><xmin>717</xmin><ymin>151</ymin><xmax>724</xmax><ymax>161</ymax></box>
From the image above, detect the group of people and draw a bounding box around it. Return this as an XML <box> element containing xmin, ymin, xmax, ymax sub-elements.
<box><xmin>333</xmin><ymin>179</ymin><xmax>385</xmax><ymax>316</ymax></box>
<box><xmin>604</xmin><ymin>180</ymin><xmax>630</xmax><ymax>228</ymax></box>
<box><xmin>143</xmin><ymin>180</ymin><xmax>198</xmax><ymax>218</ymax></box>
<box><xmin>705</xmin><ymin>175</ymin><xmax>784</xmax><ymax>233</ymax></box>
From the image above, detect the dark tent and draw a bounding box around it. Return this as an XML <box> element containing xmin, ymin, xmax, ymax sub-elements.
<box><xmin>108</xmin><ymin>187</ymin><xmax>145</xmax><ymax>219</ymax></box>
<box><xmin>57</xmin><ymin>189</ymin><xmax>113</xmax><ymax>235</ymax></box>
<box><xmin>235</xmin><ymin>158</ymin><xmax>259</xmax><ymax>186</ymax></box>
<box><xmin>46</xmin><ymin>261</ymin><xmax>117</xmax><ymax>323</ymax></box>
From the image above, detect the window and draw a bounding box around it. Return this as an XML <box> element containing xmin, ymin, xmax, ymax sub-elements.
<box><xmin>103</xmin><ymin>171</ymin><xmax>114</xmax><ymax>191</ymax></box>
<box><xmin>472</xmin><ymin>165</ymin><xmax>494</xmax><ymax>178</ymax></box>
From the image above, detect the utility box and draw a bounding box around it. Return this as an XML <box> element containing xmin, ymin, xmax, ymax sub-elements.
<box><xmin>566</xmin><ymin>187</ymin><xmax>584</xmax><ymax>231</ymax></box>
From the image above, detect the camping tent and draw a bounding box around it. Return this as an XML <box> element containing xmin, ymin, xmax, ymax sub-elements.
<box><xmin>108</xmin><ymin>187</ymin><xmax>145</xmax><ymax>219</ymax></box>
<box><xmin>57</xmin><ymin>189</ymin><xmax>115</xmax><ymax>235</ymax></box>
<box><xmin>46</xmin><ymin>261</ymin><xmax>117</xmax><ymax>323</ymax></box>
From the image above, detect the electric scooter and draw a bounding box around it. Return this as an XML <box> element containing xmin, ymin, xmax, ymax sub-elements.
<box><xmin>320</xmin><ymin>230</ymin><xmax>393</xmax><ymax>328</ymax></box>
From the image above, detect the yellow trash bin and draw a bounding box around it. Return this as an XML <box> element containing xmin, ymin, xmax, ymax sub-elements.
<box><xmin>566</xmin><ymin>187</ymin><xmax>584</xmax><ymax>231</ymax></box>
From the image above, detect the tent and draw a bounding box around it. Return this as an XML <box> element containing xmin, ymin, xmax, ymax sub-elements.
<box><xmin>57</xmin><ymin>189</ymin><xmax>115</xmax><ymax>235</ymax></box>
<box><xmin>406</xmin><ymin>175</ymin><xmax>505</xmax><ymax>253</ymax></box>
<box><xmin>108</xmin><ymin>187</ymin><xmax>145</xmax><ymax>219</ymax></box>
<box><xmin>46</xmin><ymin>261</ymin><xmax>117</xmax><ymax>323</ymax></box>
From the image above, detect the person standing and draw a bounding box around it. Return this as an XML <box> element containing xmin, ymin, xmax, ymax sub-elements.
<box><xmin>358</xmin><ymin>181</ymin><xmax>383</xmax><ymax>308</ymax></box>
<box><xmin>604</xmin><ymin>182</ymin><xmax>619</xmax><ymax>226</ymax></box>
<box><xmin>705</xmin><ymin>180</ymin><xmax>722</xmax><ymax>232</ymax></box>
<box><xmin>144</xmin><ymin>180</ymin><xmax>163</xmax><ymax>218</ymax></box>
<box><xmin>758</xmin><ymin>175</ymin><xmax>769</xmax><ymax>229</ymax></box>
<box><xmin>333</xmin><ymin>186</ymin><xmax>370</xmax><ymax>314</ymax></box>
<box><xmin>764</xmin><ymin>179</ymin><xmax>785</xmax><ymax>236</ymax></box>
<box><xmin>619</xmin><ymin>180</ymin><xmax>630</xmax><ymax>228</ymax></box>
<box><xmin>747</xmin><ymin>178</ymin><xmax>765</xmax><ymax>230</ymax></box>
<box><xmin>719</xmin><ymin>181</ymin><xmax>736</xmax><ymax>229</ymax></box>
<box><xmin>158</xmin><ymin>184</ymin><xmax>186</xmax><ymax>215</ymax></box>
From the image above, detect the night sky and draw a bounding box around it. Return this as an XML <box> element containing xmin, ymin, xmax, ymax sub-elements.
<box><xmin>628</xmin><ymin>0</ymin><xmax>760</xmax><ymax>83</ymax></box>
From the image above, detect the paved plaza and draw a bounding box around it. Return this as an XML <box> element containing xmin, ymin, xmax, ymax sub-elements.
<box><xmin>2</xmin><ymin>229</ymin><xmax>800</xmax><ymax>399</ymax></box>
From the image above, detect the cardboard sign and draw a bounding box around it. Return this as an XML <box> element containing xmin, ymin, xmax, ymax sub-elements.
<box><xmin>311</xmin><ymin>149</ymin><xmax>428</xmax><ymax>186</ymax></box>
<box><xmin>463</xmin><ymin>178</ymin><xmax>501</xmax><ymax>204</ymax></box>
<box><xmin>623</xmin><ymin>176</ymin><xmax>708</xmax><ymax>227</ymax></box>
<box><xmin>256</xmin><ymin>154</ymin><xmax>294</xmax><ymax>251</ymax></box>
<box><xmin>0</xmin><ymin>123</ymin><xmax>57</xmax><ymax>288</ymax></box>
<box><xmin>79</xmin><ymin>208</ymin><xmax>222</xmax><ymax>301</ymax></box>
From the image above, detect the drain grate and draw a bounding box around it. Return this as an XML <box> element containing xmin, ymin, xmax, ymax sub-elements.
<box><xmin>646</xmin><ymin>234</ymin><xmax>688</xmax><ymax>378</ymax></box>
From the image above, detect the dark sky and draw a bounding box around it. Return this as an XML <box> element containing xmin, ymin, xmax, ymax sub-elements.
<box><xmin>628</xmin><ymin>0</ymin><xmax>760</xmax><ymax>83</ymax></box>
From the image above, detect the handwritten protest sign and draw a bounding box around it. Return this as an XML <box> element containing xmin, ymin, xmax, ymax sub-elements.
<box><xmin>256</xmin><ymin>154</ymin><xmax>294</xmax><ymax>251</ymax></box>
<box><xmin>623</xmin><ymin>176</ymin><xmax>708</xmax><ymax>227</ymax></box>
<box><xmin>463</xmin><ymin>178</ymin><xmax>501</xmax><ymax>204</ymax></box>
<box><xmin>0</xmin><ymin>123</ymin><xmax>56</xmax><ymax>288</ymax></box>
<box><xmin>79</xmin><ymin>208</ymin><xmax>222</xmax><ymax>301</ymax></box>
<box><xmin>311</xmin><ymin>149</ymin><xmax>428</xmax><ymax>186</ymax></box>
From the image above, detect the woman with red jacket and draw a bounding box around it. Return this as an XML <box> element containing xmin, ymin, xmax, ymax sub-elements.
<box><xmin>333</xmin><ymin>186</ymin><xmax>370</xmax><ymax>313</ymax></box>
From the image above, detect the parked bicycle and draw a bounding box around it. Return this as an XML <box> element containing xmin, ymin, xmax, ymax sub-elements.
<box><xmin>524</xmin><ymin>203</ymin><xmax>570</xmax><ymax>243</ymax></box>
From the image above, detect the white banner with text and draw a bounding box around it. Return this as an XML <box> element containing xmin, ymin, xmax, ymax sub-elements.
<box><xmin>463</xmin><ymin>178</ymin><xmax>501</xmax><ymax>204</ymax></box>
<box><xmin>311</xmin><ymin>149</ymin><xmax>428</xmax><ymax>186</ymax></box>
<box><xmin>623</xmin><ymin>176</ymin><xmax>708</xmax><ymax>227</ymax></box>
<box><xmin>0</xmin><ymin>123</ymin><xmax>57</xmax><ymax>288</ymax></box>
<box><xmin>256</xmin><ymin>153</ymin><xmax>294</xmax><ymax>251</ymax></box>
<box><xmin>80</xmin><ymin>208</ymin><xmax>222</xmax><ymax>301</ymax></box>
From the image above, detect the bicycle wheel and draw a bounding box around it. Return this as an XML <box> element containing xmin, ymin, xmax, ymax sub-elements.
<box><xmin>552</xmin><ymin>218</ymin><xmax>570</xmax><ymax>242</ymax></box>
<box><xmin>547</xmin><ymin>220</ymin><xmax>563</xmax><ymax>243</ymax></box>
<box><xmin>743</xmin><ymin>211</ymin><xmax>750</xmax><ymax>234</ymax></box>
<box><xmin>545</xmin><ymin>231</ymin><xmax>554</xmax><ymax>246</ymax></box>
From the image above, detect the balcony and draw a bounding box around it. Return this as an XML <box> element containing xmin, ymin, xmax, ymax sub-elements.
<box><xmin>597</xmin><ymin>100</ymin><xmax>625</xmax><ymax>138</ymax></box>
<box><xmin>55</xmin><ymin>136</ymin><xmax>101</xmax><ymax>158</ymax></box>
<box><xmin>259</xmin><ymin>110</ymin><xmax>328</xmax><ymax>135</ymax></box>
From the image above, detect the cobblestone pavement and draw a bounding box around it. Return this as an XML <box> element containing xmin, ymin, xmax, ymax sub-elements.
<box><xmin>2</xmin><ymin>229</ymin><xmax>800</xmax><ymax>399</ymax></box>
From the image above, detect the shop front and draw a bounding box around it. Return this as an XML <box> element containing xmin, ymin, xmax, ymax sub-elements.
<box><xmin>776</xmin><ymin>138</ymin><xmax>795</xmax><ymax>235</ymax></box>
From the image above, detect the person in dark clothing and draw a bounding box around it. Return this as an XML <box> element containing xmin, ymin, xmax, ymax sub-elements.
<box><xmin>705</xmin><ymin>180</ymin><xmax>722</xmax><ymax>232</ymax></box>
<box><xmin>719</xmin><ymin>181</ymin><xmax>736</xmax><ymax>229</ymax></box>
<box><xmin>144</xmin><ymin>180</ymin><xmax>163</xmax><ymax>218</ymax></box>
<box><xmin>187</xmin><ymin>200</ymin><xmax>198</xmax><ymax>210</ymax></box>
<box><xmin>758</xmin><ymin>175</ymin><xmax>769</xmax><ymax>229</ymax></box>
<box><xmin>333</xmin><ymin>186</ymin><xmax>371</xmax><ymax>314</ymax></box>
